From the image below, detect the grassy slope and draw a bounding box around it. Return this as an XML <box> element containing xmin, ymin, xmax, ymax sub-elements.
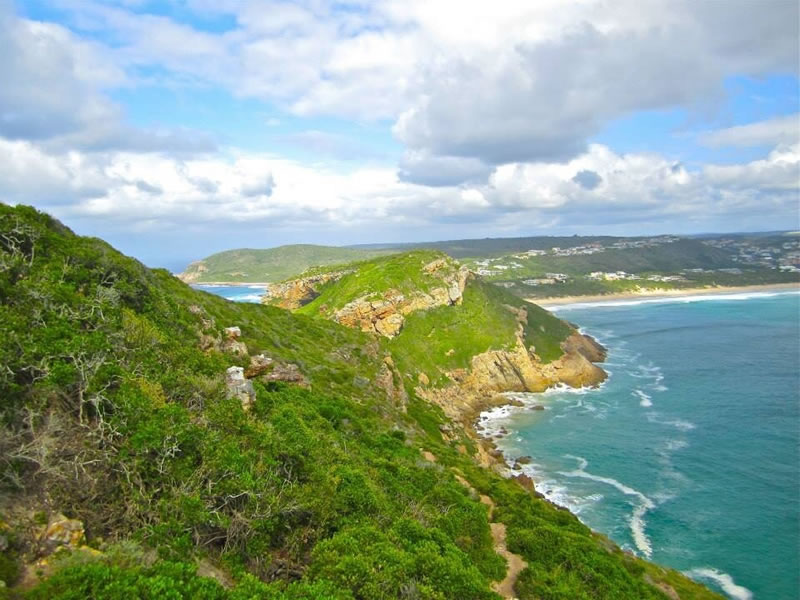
<box><xmin>180</xmin><ymin>245</ymin><xmax>396</xmax><ymax>283</ymax></box>
<box><xmin>389</xmin><ymin>279</ymin><xmax>573</xmax><ymax>386</ymax></box>
<box><xmin>296</xmin><ymin>251</ymin><xmax>573</xmax><ymax>379</ymax></box>
<box><xmin>296</xmin><ymin>250</ymin><xmax>457</xmax><ymax>316</ymax></box>
<box><xmin>0</xmin><ymin>206</ymin><xmax>721</xmax><ymax>600</ymax></box>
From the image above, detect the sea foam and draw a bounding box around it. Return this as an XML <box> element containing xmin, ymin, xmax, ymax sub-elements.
<box><xmin>559</xmin><ymin>455</ymin><xmax>655</xmax><ymax>558</ymax></box>
<box><xmin>632</xmin><ymin>389</ymin><xmax>653</xmax><ymax>407</ymax></box>
<box><xmin>685</xmin><ymin>568</ymin><xmax>753</xmax><ymax>600</ymax></box>
<box><xmin>550</xmin><ymin>289</ymin><xmax>799</xmax><ymax>311</ymax></box>
<box><xmin>646</xmin><ymin>412</ymin><xmax>696</xmax><ymax>431</ymax></box>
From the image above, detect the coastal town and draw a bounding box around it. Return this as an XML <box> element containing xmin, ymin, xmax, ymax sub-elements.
<box><xmin>703</xmin><ymin>236</ymin><xmax>800</xmax><ymax>273</ymax></box>
<box><xmin>464</xmin><ymin>233</ymin><xmax>800</xmax><ymax>296</ymax></box>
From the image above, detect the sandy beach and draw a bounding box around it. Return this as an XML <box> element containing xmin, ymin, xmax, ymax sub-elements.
<box><xmin>529</xmin><ymin>282</ymin><xmax>800</xmax><ymax>307</ymax></box>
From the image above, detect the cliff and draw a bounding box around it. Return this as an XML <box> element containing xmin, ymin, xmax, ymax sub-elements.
<box><xmin>0</xmin><ymin>205</ymin><xmax>721</xmax><ymax>600</ymax></box>
<box><xmin>266</xmin><ymin>252</ymin><xmax>607</xmax><ymax>424</ymax></box>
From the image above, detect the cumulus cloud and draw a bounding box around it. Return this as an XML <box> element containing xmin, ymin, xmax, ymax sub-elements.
<box><xmin>2</xmin><ymin>139</ymin><xmax>795</xmax><ymax>241</ymax></box>
<box><xmin>398</xmin><ymin>151</ymin><xmax>493</xmax><ymax>186</ymax></box>
<box><xmin>394</xmin><ymin>1</ymin><xmax>799</xmax><ymax>171</ymax></box>
<box><xmin>1</xmin><ymin>0</ymin><xmax>798</xmax><ymax>253</ymax></box>
<box><xmin>0</xmin><ymin>0</ymin><xmax>215</xmax><ymax>154</ymax></box>
<box><xmin>699</xmin><ymin>113</ymin><xmax>800</xmax><ymax>148</ymax></box>
<box><xmin>30</xmin><ymin>0</ymin><xmax>799</xmax><ymax>174</ymax></box>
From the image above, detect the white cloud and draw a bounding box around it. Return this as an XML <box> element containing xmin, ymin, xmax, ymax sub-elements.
<box><xmin>31</xmin><ymin>0</ymin><xmax>798</xmax><ymax>171</ymax></box>
<box><xmin>699</xmin><ymin>114</ymin><xmax>800</xmax><ymax>148</ymax></box>
<box><xmin>2</xmin><ymin>139</ymin><xmax>795</xmax><ymax>239</ymax></box>
<box><xmin>0</xmin><ymin>0</ymin><xmax>216</xmax><ymax>153</ymax></box>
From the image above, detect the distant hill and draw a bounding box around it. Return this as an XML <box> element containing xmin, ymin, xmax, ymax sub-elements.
<box><xmin>351</xmin><ymin>235</ymin><xmax>625</xmax><ymax>258</ymax></box>
<box><xmin>178</xmin><ymin>244</ymin><xmax>397</xmax><ymax>283</ymax></box>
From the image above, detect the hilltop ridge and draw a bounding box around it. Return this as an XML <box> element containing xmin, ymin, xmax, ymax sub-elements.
<box><xmin>178</xmin><ymin>244</ymin><xmax>396</xmax><ymax>284</ymax></box>
<box><xmin>265</xmin><ymin>251</ymin><xmax>607</xmax><ymax>427</ymax></box>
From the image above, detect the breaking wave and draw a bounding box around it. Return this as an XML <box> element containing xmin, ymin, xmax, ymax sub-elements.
<box><xmin>685</xmin><ymin>567</ymin><xmax>753</xmax><ymax>600</ymax></box>
<box><xmin>559</xmin><ymin>455</ymin><xmax>655</xmax><ymax>558</ymax></box>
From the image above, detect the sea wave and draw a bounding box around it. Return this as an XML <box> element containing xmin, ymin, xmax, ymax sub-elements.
<box><xmin>632</xmin><ymin>389</ymin><xmax>653</xmax><ymax>407</ymax></box>
<box><xmin>685</xmin><ymin>567</ymin><xmax>753</xmax><ymax>600</ymax></box>
<box><xmin>551</xmin><ymin>289</ymin><xmax>799</xmax><ymax>311</ymax></box>
<box><xmin>228</xmin><ymin>293</ymin><xmax>266</xmax><ymax>303</ymax></box>
<box><xmin>559</xmin><ymin>455</ymin><xmax>655</xmax><ymax>558</ymax></box>
<box><xmin>646</xmin><ymin>412</ymin><xmax>697</xmax><ymax>431</ymax></box>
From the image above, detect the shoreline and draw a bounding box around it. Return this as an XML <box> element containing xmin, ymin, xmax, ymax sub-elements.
<box><xmin>528</xmin><ymin>282</ymin><xmax>799</xmax><ymax>307</ymax></box>
<box><xmin>189</xmin><ymin>282</ymin><xmax>271</xmax><ymax>288</ymax></box>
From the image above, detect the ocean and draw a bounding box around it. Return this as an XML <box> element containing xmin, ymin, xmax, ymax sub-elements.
<box><xmin>192</xmin><ymin>284</ymin><xmax>268</xmax><ymax>303</ymax></box>
<box><xmin>480</xmin><ymin>291</ymin><xmax>800</xmax><ymax>600</ymax></box>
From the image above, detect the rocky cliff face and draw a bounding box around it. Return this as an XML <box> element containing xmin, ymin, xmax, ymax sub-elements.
<box><xmin>333</xmin><ymin>264</ymin><xmax>470</xmax><ymax>337</ymax></box>
<box><xmin>178</xmin><ymin>260</ymin><xmax>207</xmax><ymax>283</ymax></box>
<box><xmin>416</xmin><ymin>313</ymin><xmax>607</xmax><ymax>424</ymax></box>
<box><xmin>264</xmin><ymin>258</ymin><xmax>471</xmax><ymax>338</ymax></box>
<box><xmin>262</xmin><ymin>270</ymin><xmax>351</xmax><ymax>310</ymax></box>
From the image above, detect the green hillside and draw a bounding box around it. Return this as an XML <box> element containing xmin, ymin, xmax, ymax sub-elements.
<box><xmin>488</xmin><ymin>238</ymin><xmax>735</xmax><ymax>275</ymax></box>
<box><xmin>357</xmin><ymin>235</ymin><xmax>627</xmax><ymax>259</ymax></box>
<box><xmin>179</xmin><ymin>245</ymin><xmax>397</xmax><ymax>283</ymax></box>
<box><xmin>296</xmin><ymin>250</ymin><xmax>461</xmax><ymax>314</ymax></box>
<box><xmin>295</xmin><ymin>251</ymin><xmax>574</xmax><ymax>374</ymax></box>
<box><xmin>0</xmin><ymin>206</ymin><xmax>720</xmax><ymax>599</ymax></box>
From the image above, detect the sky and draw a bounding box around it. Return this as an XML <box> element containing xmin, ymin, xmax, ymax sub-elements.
<box><xmin>1</xmin><ymin>0</ymin><xmax>799</xmax><ymax>271</ymax></box>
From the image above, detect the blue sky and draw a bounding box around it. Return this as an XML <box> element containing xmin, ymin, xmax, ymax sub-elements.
<box><xmin>1</xmin><ymin>0</ymin><xmax>798</xmax><ymax>270</ymax></box>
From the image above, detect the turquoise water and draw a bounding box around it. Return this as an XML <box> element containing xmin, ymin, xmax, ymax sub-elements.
<box><xmin>481</xmin><ymin>291</ymin><xmax>800</xmax><ymax>600</ymax></box>
<box><xmin>192</xmin><ymin>284</ymin><xmax>267</xmax><ymax>303</ymax></box>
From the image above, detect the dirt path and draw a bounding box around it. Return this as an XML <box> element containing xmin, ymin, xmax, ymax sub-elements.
<box><xmin>421</xmin><ymin>450</ymin><xmax>527</xmax><ymax>599</ymax></box>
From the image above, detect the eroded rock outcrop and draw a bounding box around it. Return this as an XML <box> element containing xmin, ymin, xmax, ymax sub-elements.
<box><xmin>263</xmin><ymin>270</ymin><xmax>351</xmax><ymax>310</ymax></box>
<box><xmin>415</xmin><ymin>305</ymin><xmax>607</xmax><ymax>425</ymax></box>
<box><xmin>225</xmin><ymin>366</ymin><xmax>255</xmax><ymax>411</ymax></box>
<box><xmin>331</xmin><ymin>262</ymin><xmax>471</xmax><ymax>338</ymax></box>
<box><xmin>221</xmin><ymin>326</ymin><xmax>248</xmax><ymax>356</ymax></box>
<box><xmin>178</xmin><ymin>260</ymin><xmax>208</xmax><ymax>283</ymax></box>
<box><xmin>42</xmin><ymin>514</ymin><xmax>85</xmax><ymax>553</ymax></box>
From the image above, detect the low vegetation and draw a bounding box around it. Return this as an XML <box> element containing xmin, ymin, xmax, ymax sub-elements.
<box><xmin>178</xmin><ymin>245</ymin><xmax>396</xmax><ymax>284</ymax></box>
<box><xmin>295</xmin><ymin>250</ymin><xmax>459</xmax><ymax>316</ymax></box>
<box><xmin>0</xmin><ymin>205</ymin><xmax>721</xmax><ymax>599</ymax></box>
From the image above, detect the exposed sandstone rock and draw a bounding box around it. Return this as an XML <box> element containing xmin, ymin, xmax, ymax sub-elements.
<box><xmin>199</xmin><ymin>333</ymin><xmax>220</xmax><ymax>352</ymax></box>
<box><xmin>178</xmin><ymin>260</ymin><xmax>207</xmax><ymax>283</ymax></box>
<box><xmin>561</xmin><ymin>332</ymin><xmax>607</xmax><ymax>362</ymax></box>
<box><xmin>263</xmin><ymin>271</ymin><xmax>351</xmax><ymax>310</ymax></box>
<box><xmin>376</xmin><ymin>361</ymin><xmax>408</xmax><ymax>411</ymax></box>
<box><xmin>264</xmin><ymin>258</ymin><xmax>470</xmax><ymax>339</ymax></box>
<box><xmin>222</xmin><ymin>338</ymin><xmax>248</xmax><ymax>356</ymax></box>
<box><xmin>245</xmin><ymin>354</ymin><xmax>274</xmax><ymax>378</ymax></box>
<box><xmin>331</xmin><ymin>267</ymin><xmax>471</xmax><ymax>338</ymax></box>
<box><xmin>220</xmin><ymin>327</ymin><xmax>246</xmax><ymax>355</ymax></box>
<box><xmin>225</xmin><ymin>366</ymin><xmax>255</xmax><ymax>411</ymax></box>
<box><xmin>264</xmin><ymin>363</ymin><xmax>308</xmax><ymax>387</ymax></box>
<box><xmin>415</xmin><ymin>330</ymin><xmax>607</xmax><ymax>424</ymax></box>
<box><xmin>42</xmin><ymin>514</ymin><xmax>84</xmax><ymax>552</ymax></box>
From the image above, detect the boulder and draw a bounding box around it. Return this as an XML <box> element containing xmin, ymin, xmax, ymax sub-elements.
<box><xmin>43</xmin><ymin>515</ymin><xmax>84</xmax><ymax>552</ymax></box>
<box><xmin>245</xmin><ymin>354</ymin><xmax>274</xmax><ymax>378</ymax></box>
<box><xmin>225</xmin><ymin>366</ymin><xmax>256</xmax><ymax>411</ymax></box>
<box><xmin>375</xmin><ymin>313</ymin><xmax>404</xmax><ymax>337</ymax></box>
<box><xmin>224</xmin><ymin>326</ymin><xmax>241</xmax><ymax>339</ymax></box>
<box><xmin>265</xmin><ymin>363</ymin><xmax>308</xmax><ymax>387</ymax></box>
